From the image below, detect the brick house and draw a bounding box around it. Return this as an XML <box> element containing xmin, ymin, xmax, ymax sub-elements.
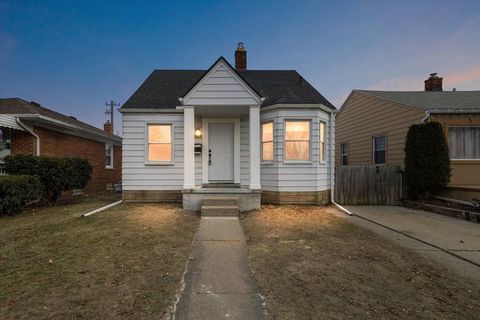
<box><xmin>0</xmin><ymin>98</ymin><xmax>122</xmax><ymax>193</ymax></box>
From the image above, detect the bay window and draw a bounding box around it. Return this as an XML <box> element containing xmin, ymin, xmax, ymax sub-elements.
<box><xmin>262</xmin><ymin>122</ymin><xmax>273</xmax><ymax>161</ymax></box>
<box><xmin>147</xmin><ymin>124</ymin><xmax>173</xmax><ymax>162</ymax></box>
<box><xmin>319</xmin><ymin>121</ymin><xmax>326</xmax><ymax>161</ymax></box>
<box><xmin>285</xmin><ymin>120</ymin><xmax>310</xmax><ymax>161</ymax></box>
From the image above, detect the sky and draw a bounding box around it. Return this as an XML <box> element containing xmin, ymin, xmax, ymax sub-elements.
<box><xmin>1</xmin><ymin>0</ymin><xmax>479</xmax><ymax>135</ymax></box>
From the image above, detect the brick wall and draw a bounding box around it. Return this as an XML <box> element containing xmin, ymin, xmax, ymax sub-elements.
<box><xmin>10</xmin><ymin>126</ymin><xmax>121</xmax><ymax>193</ymax></box>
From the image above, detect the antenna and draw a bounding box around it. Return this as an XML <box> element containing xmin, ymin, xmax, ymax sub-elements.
<box><xmin>105</xmin><ymin>100</ymin><xmax>120</xmax><ymax>131</ymax></box>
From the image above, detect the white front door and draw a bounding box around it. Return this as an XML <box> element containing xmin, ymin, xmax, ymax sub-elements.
<box><xmin>208</xmin><ymin>123</ymin><xmax>234</xmax><ymax>182</ymax></box>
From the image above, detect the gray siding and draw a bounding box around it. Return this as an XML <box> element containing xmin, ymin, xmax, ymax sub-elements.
<box><xmin>122</xmin><ymin>113</ymin><xmax>184</xmax><ymax>190</ymax></box>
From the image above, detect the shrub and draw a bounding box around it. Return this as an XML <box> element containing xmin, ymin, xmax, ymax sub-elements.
<box><xmin>4</xmin><ymin>155</ymin><xmax>93</xmax><ymax>204</ymax></box>
<box><xmin>0</xmin><ymin>175</ymin><xmax>43</xmax><ymax>215</ymax></box>
<box><xmin>404</xmin><ymin>121</ymin><xmax>451</xmax><ymax>199</ymax></box>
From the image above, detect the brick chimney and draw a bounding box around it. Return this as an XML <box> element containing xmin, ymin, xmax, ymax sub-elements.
<box><xmin>104</xmin><ymin>120</ymin><xmax>113</xmax><ymax>134</ymax></box>
<box><xmin>424</xmin><ymin>73</ymin><xmax>443</xmax><ymax>92</ymax></box>
<box><xmin>235</xmin><ymin>42</ymin><xmax>247</xmax><ymax>70</ymax></box>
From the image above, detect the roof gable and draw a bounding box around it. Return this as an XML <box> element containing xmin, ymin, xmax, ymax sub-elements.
<box><xmin>181</xmin><ymin>57</ymin><xmax>262</xmax><ymax>106</ymax></box>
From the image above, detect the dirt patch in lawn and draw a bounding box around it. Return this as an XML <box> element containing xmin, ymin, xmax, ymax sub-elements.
<box><xmin>241</xmin><ymin>205</ymin><xmax>480</xmax><ymax>320</ymax></box>
<box><xmin>0</xmin><ymin>193</ymin><xmax>199</xmax><ymax>319</ymax></box>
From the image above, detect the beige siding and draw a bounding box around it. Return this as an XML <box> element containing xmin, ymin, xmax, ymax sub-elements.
<box><xmin>335</xmin><ymin>91</ymin><xmax>424</xmax><ymax>167</ymax></box>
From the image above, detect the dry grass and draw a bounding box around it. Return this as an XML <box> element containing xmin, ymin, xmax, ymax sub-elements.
<box><xmin>241</xmin><ymin>205</ymin><xmax>480</xmax><ymax>320</ymax></box>
<box><xmin>0</xmin><ymin>193</ymin><xmax>199</xmax><ymax>319</ymax></box>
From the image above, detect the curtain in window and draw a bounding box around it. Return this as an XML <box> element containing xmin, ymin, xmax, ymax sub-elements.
<box><xmin>262</xmin><ymin>122</ymin><xmax>273</xmax><ymax>161</ymax></box>
<box><xmin>319</xmin><ymin>122</ymin><xmax>325</xmax><ymax>161</ymax></box>
<box><xmin>148</xmin><ymin>124</ymin><xmax>172</xmax><ymax>161</ymax></box>
<box><xmin>285</xmin><ymin>121</ymin><xmax>310</xmax><ymax>161</ymax></box>
<box><xmin>449</xmin><ymin>127</ymin><xmax>480</xmax><ymax>159</ymax></box>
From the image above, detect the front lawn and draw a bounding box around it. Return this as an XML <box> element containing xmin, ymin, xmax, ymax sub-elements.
<box><xmin>0</xmin><ymin>193</ymin><xmax>199</xmax><ymax>319</ymax></box>
<box><xmin>241</xmin><ymin>205</ymin><xmax>480</xmax><ymax>320</ymax></box>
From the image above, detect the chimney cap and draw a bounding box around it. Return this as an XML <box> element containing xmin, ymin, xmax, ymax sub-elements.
<box><xmin>429</xmin><ymin>72</ymin><xmax>439</xmax><ymax>78</ymax></box>
<box><xmin>236</xmin><ymin>42</ymin><xmax>245</xmax><ymax>50</ymax></box>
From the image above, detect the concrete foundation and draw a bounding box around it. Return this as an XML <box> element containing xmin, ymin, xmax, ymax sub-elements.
<box><xmin>183</xmin><ymin>188</ymin><xmax>261</xmax><ymax>212</ymax></box>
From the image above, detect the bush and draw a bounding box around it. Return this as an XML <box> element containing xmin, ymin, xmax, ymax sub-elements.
<box><xmin>405</xmin><ymin>121</ymin><xmax>451</xmax><ymax>199</ymax></box>
<box><xmin>4</xmin><ymin>155</ymin><xmax>92</xmax><ymax>204</ymax></box>
<box><xmin>0</xmin><ymin>175</ymin><xmax>43</xmax><ymax>215</ymax></box>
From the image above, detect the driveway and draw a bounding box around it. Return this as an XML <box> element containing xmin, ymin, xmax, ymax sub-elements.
<box><xmin>341</xmin><ymin>205</ymin><xmax>480</xmax><ymax>284</ymax></box>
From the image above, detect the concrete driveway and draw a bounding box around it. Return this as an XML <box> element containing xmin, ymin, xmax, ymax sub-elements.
<box><xmin>340</xmin><ymin>205</ymin><xmax>480</xmax><ymax>284</ymax></box>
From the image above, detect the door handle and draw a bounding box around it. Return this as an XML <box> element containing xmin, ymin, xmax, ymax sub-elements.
<box><xmin>208</xmin><ymin>149</ymin><xmax>212</xmax><ymax>166</ymax></box>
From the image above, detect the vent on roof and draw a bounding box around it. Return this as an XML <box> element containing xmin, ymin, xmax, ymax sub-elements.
<box><xmin>30</xmin><ymin>101</ymin><xmax>41</xmax><ymax>106</ymax></box>
<box><xmin>69</xmin><ymin>116</ymin><xmax>77</xmax><ymax>120</ymax></box>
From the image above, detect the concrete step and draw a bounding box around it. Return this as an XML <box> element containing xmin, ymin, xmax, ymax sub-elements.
<box><xmin>201</xmin><ymin>205</ymin><xmax>239</xmax><ymax>217</ymax></box>
<box><xmin>202</xmin><ymin>197</ymin><xmax>238</xmax><ymax>206</ymax></box>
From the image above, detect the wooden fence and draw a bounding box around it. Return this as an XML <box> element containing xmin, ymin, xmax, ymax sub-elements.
<box><xmin>335</xmin><ymin>165</ymin><xmax>403</xmax><ymax>205</ymax></box>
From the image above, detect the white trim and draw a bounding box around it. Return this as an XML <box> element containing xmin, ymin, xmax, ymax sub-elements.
<box><xmin>183</xmin><ymin>106</ymin><xmax>195</xmax><ymax>189</ymax></box>
<box><xmin>144</xmin><ymin>122</ymin><xmax>175</xmax><ymax>165</ymax></box>
<box><xmin>182</xmin><ymin>58</ymin><xmax>262</xmax><ymax>106</ymax></box>
<box><xmin>261</xmin><ymin>103</ymin><xmax>338</xmax><ymax>114</ymax></box>
<box><xmin>283</xmin><ymin>119</ymin><xmax>312</xmax><ymax>163</ymax></box>
<box><xmin>16</xmin><ymin>118</ymin><xmax>40</xmax><ymax>156</ymax></box>
<box><xmin>120</xmin><ymin>108</ymin><xmax>184</xmax><ymax>113</ymax></box>
<box><xmin>201</xmin><ymin>118</ymin><xmax>241</xmax><ymax>184</ymax></box>
<box><xmin>105</xmin><ymin>143</ymin><xmax>114</xmax><ymax>169</ymax></box>
<box><xmin>249</xmin><ymin>106</ymin><xmax>261</xmax><ymax>189</ymax></box>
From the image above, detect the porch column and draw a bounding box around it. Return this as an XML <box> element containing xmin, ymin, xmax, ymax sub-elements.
<box><xmin>183</xmin><ymin>106</ymin><xmax>195</xmax><ymax>189</ymax></box>
<box><xmin>249</xmin><ymin>105</ymin><xmax>261</xmax><ymax>190</ymax></box>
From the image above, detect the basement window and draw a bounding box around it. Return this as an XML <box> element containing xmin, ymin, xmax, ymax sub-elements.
<box><xmin>105</xmin><ymin>144</ymin><xmax>113</xmax><ymax>168</ymax></box>
<box><xmin>448</xmin><ymin>126</ymin><xmax>480</xmax><ymax>160</ymax></box>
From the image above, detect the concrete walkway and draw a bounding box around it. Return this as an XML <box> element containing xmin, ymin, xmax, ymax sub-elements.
<box><xmin>174</xmin><ymin>217</ymin><xmax>264</xmax><ymax>320</ymax></box>
<box><xmin>339</xmin><ymin>206</ymin><xmax>480</xmax><ymax>285</ymax></box>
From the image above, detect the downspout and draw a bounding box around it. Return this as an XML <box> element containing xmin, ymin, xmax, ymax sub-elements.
<box><xmin>421</xmin><ymin>110</ymin><xmax>430</xmax><ymax>123</ymax></box>
<box><xmin>329</xmin><ymin>111</ymin><xmax>353</xmax><ymax>216</ymax></box>
<box><xmin>16</xmin><ymin>118</ymin><xmax>40</xmax><ymax>156</ymax></box>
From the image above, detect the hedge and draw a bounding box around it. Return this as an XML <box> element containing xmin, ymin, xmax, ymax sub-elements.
<box><xmin>405</xmin><ymin>121</ymin><xmax>451</xmax><ymax>199</ymax></box>
<box><xmin>0</xmin><ymin>175</ymin><xmax>43</xmax><ymax>215</ymax></box>
<box><xmin>4</xmin><ymin>154</ymin><xmax>93</xmax><ymax>205</ymax></box>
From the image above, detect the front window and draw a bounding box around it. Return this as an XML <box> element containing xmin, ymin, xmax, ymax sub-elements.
<box><xmin>262</xmin><ymin>122</ymin><xmax>273</xmax><ymax>161</ymax></box>
<box><xmin>341</xmin><ymin>143</ymin><xmax>348</xmax><ymax>166</ymax></box>
<box><xmin>448</xmin><ymin>126</ymin><xmax>480</xmax><ymax>159</ymax></box>
<box><xmin>373</xmin><ymin>136</ymin><xmax>386</xmax><ymax>165</ymax></box>
<box><xmin>319</xmin><ymin>121</ymin><xmax>326</xmax><ymax>161</ymax></box>
<box><xmin>0</xmin><ymin>127</ymin><xmax>12</xmax><ymax>161</ymax></box>
<box><xmin>285</xmin><ymin>120</ymin><xmax>310</xmax><ymax>161</ymax></box>
<box><xmin>147</xmin><ymin>124</ymin><xmax>172</xmax><ymax>162</ymax></box>
<box><xmin>105</xmin><ymin>144</ymin><xmax>113</xmax><ymax>168</ymax></box>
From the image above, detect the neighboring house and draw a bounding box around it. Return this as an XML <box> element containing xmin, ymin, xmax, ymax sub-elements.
<box><xmin>336</xmin><ymin>73</ymin><xmax>480</xmax><ymax>201</ymax></box>
<box><xmin>120</xmin><ymin>43</ymin><xmax>336</xmax><ymax>211</ymax></box>
<box><xmin>0</xmin><ymin>98</ymin><xmax>122</xmax><ymax>193</ymax></box>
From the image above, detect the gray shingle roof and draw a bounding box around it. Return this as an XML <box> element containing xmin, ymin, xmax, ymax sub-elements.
<box><xmin>356</xmin><ymin>90</ymin><xmax>480</xmax><ymax>112</ymax></box>
<box><xmin>121</xmin><ymin>69</ymin><xmax>335</xmax><ymax>110</ymax></box>
<box><xmin>0</xmin><ymin>98</ymin><xmax>121</xmax><ymax>143</ymax></box>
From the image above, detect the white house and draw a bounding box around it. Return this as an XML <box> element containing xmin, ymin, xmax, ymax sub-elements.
<box><xmin>119</xmin><ymin>43</ymin><xmax>336</xmax><ymax>212</ymax></box>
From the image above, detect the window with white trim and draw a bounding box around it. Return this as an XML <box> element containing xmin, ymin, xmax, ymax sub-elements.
<box><xmin>340</xmin><ymin>143</ymin><xmax>348</xmax><ymax>166</ymax></box>
<box><xmin>285</xmin><ymin>120</ymin><xmax>310</xmax><ymax>161</ymax></box>
<box><xmin>448</xmin><ymin>126</ymin><xmax>480</xmax><ymax>159</ymax></box>
<box><xmin>0</xmin><ymin>127</ymin><xmax>12</xmax><ymax>161</ymax></box>
<box><xmin>373</xmin><ymin>136</ymin><xmax>386</xmax><ymax>165</ymax></box>
<box><xmin>105</xmin><ymin>143</ymin><xmax>113</xmax><ymax>168</ymax></box>
<box><xmin>319</xmin><ymin>121</ymin><xmax>326</xmax><ymax>161</ymax></box>
<box><xmin>147</xmin><ymin>124</ymin><xmax>173</xmax><ymax>162</ymax></box>
<box><xmin>262</xmin><ymin>122</ymin><xmax>273</xmax><ymax>161</ymax></box>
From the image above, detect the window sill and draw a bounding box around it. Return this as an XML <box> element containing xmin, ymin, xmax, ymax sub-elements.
<box><xmin>261</xmin><ymin>161</ymin><xmax>274</xmax><ymax>165</ymax></box>
<box><xmin>319</xmin><ymin>160</ymin><xmax>327</xmax><ymax>165</ymax></box>
<box><xmin>105</xmin><ymin>166</ymin><xmax>114</xmax><ymax>170</ymax></box>
<box><xmin>145</xmin><ymin>161</ymin><xmax>175</xmax><ymax>166</ymax></box>
<box><xmin>284</xmin><ymin>161</ymin><xmax>313</xmax><ymax>165</ymax></box>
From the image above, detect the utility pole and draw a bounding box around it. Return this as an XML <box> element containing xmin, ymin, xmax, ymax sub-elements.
<box><xmin>105</xmin><ymin>100</ymin><xmax>120</xmax><ymax>131</ymax></box>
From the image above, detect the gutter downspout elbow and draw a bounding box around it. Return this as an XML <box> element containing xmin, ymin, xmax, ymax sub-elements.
<box><xmin>16</xmin><ymin>118</ymin><xmax>40</xmax><ymax>156</ymax></box>
<box><xmin>329</xmin><ymin>111</ymin><xmax>353</xmax><ymax>216</ymax></box>
<box><xmin>421</xmin><ymin>111</ymin><xmax>430</xmax><ymax>123</ymax></box>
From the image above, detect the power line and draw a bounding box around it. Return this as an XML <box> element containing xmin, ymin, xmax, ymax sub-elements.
<box><xmin>105</xmin><ymin>100</ymin><xmax>120</xmax><ymax>131</ymax></box>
